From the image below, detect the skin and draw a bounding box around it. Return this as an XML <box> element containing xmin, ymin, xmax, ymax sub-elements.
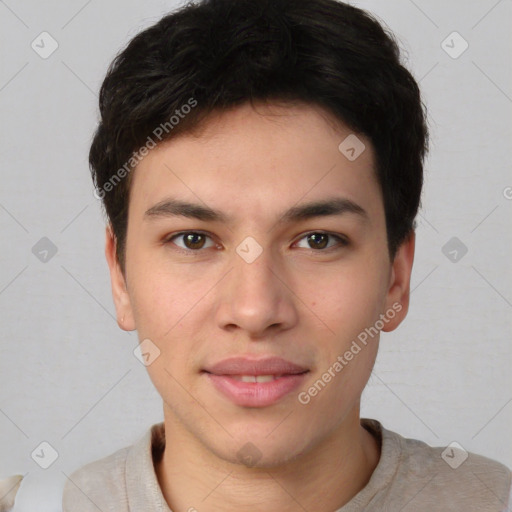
<box><xmin>105</xmin><ymin>101</ymin><xmax>415</xmax><ymax>512</ymax></box>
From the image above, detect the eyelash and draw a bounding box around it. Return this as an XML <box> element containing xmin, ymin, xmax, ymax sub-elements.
<box><xmin>163</xmin><ymin>230</ymin><xmax>349</xmax><ymax>256</ymax></box>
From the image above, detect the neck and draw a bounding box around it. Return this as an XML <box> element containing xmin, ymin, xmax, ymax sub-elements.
<box><xmin>155</xmin><ymin>406</ymin><xmax>381</xmax><ymax>512</ymax></box>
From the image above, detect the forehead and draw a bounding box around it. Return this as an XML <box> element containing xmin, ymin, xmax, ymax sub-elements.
<box><xmin>128</xmin><ymin>102</ymin><xmax>382</xmax><ymax>225</ymax></box>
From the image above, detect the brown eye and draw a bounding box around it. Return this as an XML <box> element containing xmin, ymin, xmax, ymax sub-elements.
<box><xmin>307</xmin><ymin>233</ymin><xmax>329</xmax><ymax>249</ymax></box>
<box><xmin>183</xmin><ymin>233</ymin><xmax>206</xmax><ymax>249</ymax></box>
<box><xmin>295</xmin><ymin>232</ymin><xmax>348</xmax><ymax>251</ymax></box>
<box><xmin>166</xmin><ymin>232</ymin><xmax>215</xmax><ymax>251</ymax></box>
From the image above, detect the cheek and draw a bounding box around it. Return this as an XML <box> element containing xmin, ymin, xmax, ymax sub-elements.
<box><xmin>131</xmin><ymin>273</ymin><xmax>198</xmax><ymax>390</ymax></box>
<box><xmin>321</xmin><ymin>260</ymin><xmax>388</xmax><ymax>337</ymax></box>
<box><xmin>128</xmin><ymin>263</ymin><xmax>210</xmax><ymax>373</ymax></box>
<box><xmin>309</xmin><ymin>271</ymin><xmax>384</xmax><ymax>405</ymax></box>
<box><xmin>127</xmin><ymin>254</ymin><xmax>202</xmax><ymax>336</ymax></box>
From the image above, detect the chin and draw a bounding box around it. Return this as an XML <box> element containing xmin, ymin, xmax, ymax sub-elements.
<box><xmin>209</xmin><ymin>430</ymin><xmax>310</xmax><ymax>470</ymax></box>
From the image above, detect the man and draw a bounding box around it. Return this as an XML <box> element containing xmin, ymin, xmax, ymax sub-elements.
<box><xmin>63</xmin><ymin>0</ymin><xmax>512</xmax><ymax>510</ymax></box>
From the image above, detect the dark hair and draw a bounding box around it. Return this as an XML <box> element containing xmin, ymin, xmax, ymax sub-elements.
<box><xmin>90</xmin><ymin>0</ymin><xmax>429</xmax><ymax>274</ymax></box>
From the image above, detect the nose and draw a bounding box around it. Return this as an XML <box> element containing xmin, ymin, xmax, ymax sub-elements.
<box><xmin>214</xmin><ymin>245</ymin><xmax>299</xmax><ymax>338</ymax></box>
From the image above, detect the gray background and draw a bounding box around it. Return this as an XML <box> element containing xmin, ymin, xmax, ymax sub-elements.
<box><xmin>0</xmin><ymin>0</ymin><xmax>511</xmax><ymax>509</ymax></box>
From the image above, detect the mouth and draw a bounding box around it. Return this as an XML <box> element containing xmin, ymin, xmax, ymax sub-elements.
<box><xmin>202</xmin><ymin>355</ymin><xmax>309</xmax><ymax>376</ymax></box>
<box><xmin>202</xmin><ymin>370</ymin><xmax>308</xmax><ymax>380</ymax></box>
<box><xmin>202</xmin><ymin>370</ymin><xmax>310</xmax><ymax>407</ymax></box>
<box><xmin>223</xmin><ymin>374</ymin><xmax>302</xmax><ymax>382</ymax></box>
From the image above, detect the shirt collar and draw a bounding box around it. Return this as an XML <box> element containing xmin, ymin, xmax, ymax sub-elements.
<box><xmin>125</xmin><ymin>421</ymin><xmax>171</xmax><ymax>511</ymax></box>
<box><xmin>123</xmin><ymin>418</ymin><xmax>399</xmax><ymax>511</ymax></box>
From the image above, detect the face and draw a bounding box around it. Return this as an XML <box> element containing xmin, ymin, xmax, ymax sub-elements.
<box><xmin>106</xmin><ymin>102</ymin><xmax>414</xmax><ymax>467</ymax></box>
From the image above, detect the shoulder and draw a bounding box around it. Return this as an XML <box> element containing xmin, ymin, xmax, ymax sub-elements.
<box><xmin>388</xmin><ymin>426</ymin><xmax>512</xmax><ymax>510</ymax></box>
<box><xmin>62</xmin><ymin>443</ymin><xmax>132</xmax><ymax>512</ymax></box>
<box><xmin>361</xmin><ymin>419</ymin><xmax>511</xmax><ymax>511</ymax></box>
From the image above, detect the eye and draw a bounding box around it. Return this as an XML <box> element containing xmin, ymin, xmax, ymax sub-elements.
<box><xmin>164</xmin><ymin>230</ymin><xmax>349</xmax><ymax>254</ymax></box>
<box><xmin>294</xmin><ymin>231</ymin><xmax>349</xmax><ymax>252</ymax></box>
<box><xmin>165</xmin><ymin>231</ymin><xmax>216</xmax><ymax>252</ymax></box>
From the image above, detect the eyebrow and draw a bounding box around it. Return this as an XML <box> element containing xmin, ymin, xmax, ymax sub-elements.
<box><xmin>144</xmin><ymin>197</ymin><xmax>368</xmax><ymax>225</ymax></box>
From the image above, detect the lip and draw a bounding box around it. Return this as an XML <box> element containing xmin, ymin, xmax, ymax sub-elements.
<box><xmin>203</xmin><ymin>356</ymin><xmax>309</xmax><ymax>376</ymax></box>
<box><xmin>202</xmin><ymin>356</ymin><xmax>309</xmax><ymax>407</ymax></box>
<box><xmin>204</xmin><ymin>372</ymin><xmax>309</xmax><ymax>407</ymax></box>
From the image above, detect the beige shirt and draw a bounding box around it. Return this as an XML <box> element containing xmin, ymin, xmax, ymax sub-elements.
<box><xmin>62</xmin><ymin>418</ymin><xmax>512</xmax><ymax>511</ymax></box>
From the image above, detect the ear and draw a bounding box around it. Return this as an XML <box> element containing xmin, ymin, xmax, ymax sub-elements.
<box><xmin>381</xmin><ymin>231</ymin><xmax>415</xmax><ymax>332</ymax></box>
<box><xmin>104</xmin><ymin>225</ymin><xmax>136</xmax><ymax>331</ymax></box>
